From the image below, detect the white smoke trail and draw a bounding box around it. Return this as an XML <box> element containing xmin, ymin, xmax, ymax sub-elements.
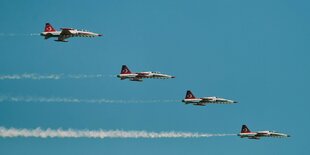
<box><xmin>30</xmin><ymin>33</ymin><xmax>40</xmax><ymax>36</ymax></box>
<box><xmin>0</xmin><ymin>33</ymin><xmax>40</xmax><ymax>36</ymax></box>
<box><xmin>66</xmin><ymin>74</ymin><xmax>116</xmax><ymax>79</ymax></box>
<box><xmin>0</xmin><ymin>73</ymin><xmax>62</xmax><ymax>80</ymax></box>
<box><xmin>0</xmin><ymin>95</ymin><xmax>179</xmax><ymax>104</ymax></box>
<box><xmin>0</xmin><ymin>73</ymin><xmax>115</xmax><ymax>80</ymax></box>
<box><xmin>0</xmin><ymin>127</ymin><xmax>236</xmax><ymax>139</ymax></box>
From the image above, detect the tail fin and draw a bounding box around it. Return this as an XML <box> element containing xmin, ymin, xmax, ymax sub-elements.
<box><xmin>121</xmin><ymin>65</ymin><xmax>132</xmax><ymax>74</ymax></box>
<box><xmin>185</xmin><ymin>90</ymin><xmax>196</xmax><ymax>99</ymax></box>
<box><xmin>44</xmin><ymin>23</ymin><xmax>56</xmax><ymax>32</ymax></box>
<box><xmin>241</xmin><ymin>125</ymin><xmax>251</xmax><ymax>133</ymax></box>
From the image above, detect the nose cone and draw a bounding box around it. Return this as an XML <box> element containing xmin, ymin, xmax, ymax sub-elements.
<box><xmin>181</xmin><ymin>99</ymin><xmax>185</xmax><ymax>102</ymax></box>
<box><xmin>116</xmin><ymin>75</ymin><xmax>121</xmax><ymax>78</ymax></box>
<box><xmin>98</xmin><ymin>34</ymin><xmax>103</xmax><ymax>37</ymax></box>
<box><xmin>171</xmin><ymin>76</ymin><xmax>176</xmax><ymax>78</ymax></box>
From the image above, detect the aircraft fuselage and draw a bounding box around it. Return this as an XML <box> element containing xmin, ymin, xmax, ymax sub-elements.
<box><xmin>117</xmin><ymin>71</ymin><xmax>175</xmax><ymax>82</ymax></box>
<box><xmin>238</xmin><ymin>127</ymin><xmax>290</xmax><ymax>140</ymax></box>
<box><xmin>41</xmin><ymin>23</ymin><xmax>102</xmax><ymax>42</ymax></box>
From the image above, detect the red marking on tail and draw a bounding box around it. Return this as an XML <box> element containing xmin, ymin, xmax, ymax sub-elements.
<box><xmin>121</xmin><ymin>65</ymin><xmax>132</xmax><ymax>74</ymax></box>
<box><xmin>44</xmin><ymin>23</ymin><xmax>56</xmax><ymax>32</ymax></box>
<box><xmin>185</xmin><ymin>90</ymin><xmax>196</xmax><ymax>99</ymax></box>
<box><xmin>241</xmin><ymin>125</ymin><xmax>251</xmax><ymax>133</ymax></box>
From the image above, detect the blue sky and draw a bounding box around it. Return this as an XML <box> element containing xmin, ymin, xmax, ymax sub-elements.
<box><xmin>0</xmin><ymin>0</ymin><xmax>309</xmax><ymax>154</ymax></box>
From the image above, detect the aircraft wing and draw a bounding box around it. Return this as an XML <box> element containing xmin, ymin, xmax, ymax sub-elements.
<box><xmin>201</xmin><ymin>98</ymin><xmax>235</xmax><ymax>104</ymax></box>
<box><xmin>129</xmin><ymin>77</ymin><xmax>143</xmax><ymax>82</ymax></box>
<box><xmin>56</xmin><ymin>29</ymin><xmax>73</xmax><ymax>42</ymax></box>
<box><xmin>249</xmin><ymin>136</ymin><xmax>260</xmax><ymax>140</ymax></box>
<box><xmin>152</xmin><ymin>74</ymin><xmax>172</xmax><ymax>79</ymax></box>
<box><xmin>246</xmin><ymin>133</ymin><xmax>260</xmax><ymax>139</ymax></box>
<box><xmin>60</xmin><ymin>29</ymin><xmax>73</xmax><ymax>36</ymax></box>
<box><xmin>269</xmin><ymin>132</ymin><xmax>290</xmax><ymax>138</ymax></box>
<box><xmin>135</xmin><ymin>72</ymin><xmax>174</xmax><ymax>79</ymax></box>
<box><xmin>136</xmin><ymin>73</ymin><xmax>150</xmax><ymax>78</ymax></box>
<box><xmin>256</xmin><ymin>132</ymin><xmax>269</xmax><ymax>137</ymax></box>
<box><xmin>57</xmin><ymin>35</ymin><xmax>70</xmax><ymax>42</ymax></box>
<box><xmin>193</xmin><ymin>103</ymin><xmax>206</xmax><ymax>106</ymax></box>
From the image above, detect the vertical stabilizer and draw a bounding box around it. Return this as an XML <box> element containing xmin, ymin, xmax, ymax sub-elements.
<box><xmin>121</xmin><ymin>65</ymin><xmax>132</xmax><ymax>74</ymax></box>
<box><xmin>44</xmin><ymin>23</ymin><xmax>56</xmax><ymax>32</ymax></box>
<box><xmin>185</xmin><ymin>90</ymin><xmax>196</xmax><ymax>99</ymax></box>
<box><xmin>241</xmin><ymin>125</ymin><xmax>251</xmax><ymax>133</ymax></box>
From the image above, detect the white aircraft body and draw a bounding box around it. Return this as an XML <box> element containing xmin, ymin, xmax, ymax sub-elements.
<box><xmin>40</xmin><ymin>23</ymin><xmax>102</xmax><ymax>42</ymax></box>
<box><xmin>182</xmin><ymin>90</ymin><xmax>237</xmax><ymax>106</ymax></box>
<box><xmin>117</xmin><ymin>65</ymin><xmax>175</xmax><ymax>82</ymax></box>
<box><xmin>238</xmin><ymin>125</ymin><xmax>290</xmax><ymax>140</ymax></box>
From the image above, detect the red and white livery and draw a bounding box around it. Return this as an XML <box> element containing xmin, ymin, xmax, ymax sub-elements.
<box><xmin>238</xmin><ymin>125</ymin><xmax>290</xmax><ymax>140</ymax></box>
<box><xmin>182</xmin><ymin>90</ymin><xmax>237</xmax><ymax>106</ymax></box>
<box><xmin>40</xmin><ymin>23</ymin><xmax>102</xmax><ymax>42</ymax></box>
<box><xmin>117</xmin><ymin>65</ymin><xmax>175</xmax><ymax>82</ymax></box>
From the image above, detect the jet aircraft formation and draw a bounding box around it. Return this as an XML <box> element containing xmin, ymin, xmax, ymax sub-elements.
<box><xmin>38</xmin><ymin>23</ymin><xmax>290</xmax><ymax>140</ymax></box>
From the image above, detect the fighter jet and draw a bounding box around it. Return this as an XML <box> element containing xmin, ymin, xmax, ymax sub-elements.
<box><xmin>40</xmin><ymin>23</ymin><xmax>102</xmax><ymax>42</ymax></box>
<box><xmin>181</xmin><ymin>90</ymin><xmax>237</xmax><ymax>106</ymax></box>
<box><xmin>116</xmin><ymin>65</ymin><xmax>175</xmax><ymax>82</ymax></box>
<box><xmin>238</xmin><ymin>125</ymin><xmax>290</xmax><ymax>140</ymax></box>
